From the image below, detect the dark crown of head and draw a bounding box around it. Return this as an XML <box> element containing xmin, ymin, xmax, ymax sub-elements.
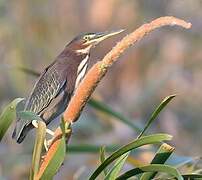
<box><xmin>66</xmin><ymin>33</ymin><xmax>96</xmax><ymax>51</ymax></box>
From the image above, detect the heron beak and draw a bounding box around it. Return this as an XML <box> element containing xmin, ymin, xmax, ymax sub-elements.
<box><xmin>86</xmin><ymin>29</ymin><xmax>125</xmax><ymax>45</ymax></box>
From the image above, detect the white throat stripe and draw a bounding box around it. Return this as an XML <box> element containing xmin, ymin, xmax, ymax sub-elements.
<box><xmin>75</xmin><ymin>63</ymin><xmax>88</xmax><ymax>89</ymax></box>
<box><xmin>77</xmin><ymin>55</ymin><xmax>89</xmax><ymax>74</ymax></box>
<box><xmin>76</xmin><ymin>45</ymin><xmax>91</xmax><ymax>53</ymax></box>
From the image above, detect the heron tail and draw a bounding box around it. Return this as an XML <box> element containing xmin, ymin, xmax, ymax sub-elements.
<box><xmin>12</xmin><ymin>122</ymin><xmax>33</xmax><ymax>143</ymax></box>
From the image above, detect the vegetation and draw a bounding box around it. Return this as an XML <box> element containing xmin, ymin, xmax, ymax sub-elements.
<box><xmin>0</xmin><ymin>15</ymin><xmax>202</xmax><ymax>179</ymax></box>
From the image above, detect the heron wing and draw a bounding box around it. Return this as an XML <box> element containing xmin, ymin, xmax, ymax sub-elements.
<box><xmin>13</xmin><ymin>61</ymin><xmax>67</xmax><ymax>140</ymax></box>
<box><xmin>25</xmin><ymin>63</ymin><xmax>66</xmax><ymax>116</ymax></box>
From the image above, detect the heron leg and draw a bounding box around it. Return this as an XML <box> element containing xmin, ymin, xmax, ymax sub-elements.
<box><xmin>32</xmin><ymin>120</ymin><xmax>54</xmax><ymax>151</ymax></box>
<box><xmin>32</xmin><ymin>120</ymin><xmax>54</xmax><ymax>136</ymax></box>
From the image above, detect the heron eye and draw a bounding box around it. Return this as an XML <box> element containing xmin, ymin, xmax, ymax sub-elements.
<box><xmin>83</xmin><ymin>36</ymin><xmax>90</xmax><ymax>41</ymax></box>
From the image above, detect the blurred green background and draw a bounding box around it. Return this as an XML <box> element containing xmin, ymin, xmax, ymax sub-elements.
<box><xmin>0</xmin><ymin>0</ymin><xmax>202</xmax><ymax>179</ymax></box>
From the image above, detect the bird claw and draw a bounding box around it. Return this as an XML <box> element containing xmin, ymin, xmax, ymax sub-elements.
<box><xmin>44</xmin><ymin>138</ymin><xmax>53</xmax><ymax>151</ymax></box>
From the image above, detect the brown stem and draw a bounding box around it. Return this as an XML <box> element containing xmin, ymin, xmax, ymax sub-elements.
<box><xmin>36</xmin><ymin>16</ymin><xmax>191</xmax><ymax>178</ymax></box>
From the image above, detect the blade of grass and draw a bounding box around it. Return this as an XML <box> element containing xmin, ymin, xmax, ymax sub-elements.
<box><xmin>116</xmin><ymin>164</ymin><xmax>183</xmax><ymax>180</ymax></box>
<box><xmin>60</xmin><ymin>117</ymin><xmax>70</xmax><ymax>137</ymax></box>
<box><xmin>182</xmin><ymin>174</ymin><xmax>202</xmax><ymax>179</ymax></box>
<box><xmin>89</xmin><ymin>133</ymin><xmax>172</xmax><ymax>180</ymax></box>
<box><xmin>140</xmin><ymin>143</ymin><xmax>175</xmax><ymax>180</ymax></box>
<box><xmin>138</xmin><ymin>94</ymin><xmax>176</xmax><ymax>138</ymax></box>
<box><xmin>67</xmin><ymin>144</ymin><xmax>120</xmax><ymax>153</ymax></box>
<box><xmin>67</xmin><ymin>144</ymin><xmax>153</xmax><ymax>154</ymax></box>
<box><xmin>30</xmin><ymin>121</ymin><xmax>46</xmax><ymax>180</ymax></box>
<box><xmin>89</xmin><ymin>98</ymin><xmax>142</xmax><ymax>132</ymax></box>
<box><xmin>105</xmin><ymin>152</ymin><xmax>130</xmax><ymax>180</ymax></box>
<box><xmin>0</xmin><ymin>98</ymin><xmax>24</xmax><ymax>141</ymax></box>
<box><xmin>100</xmin><ymin>146</ymin><xmax>108</xmax><ymax>176</ymax></box>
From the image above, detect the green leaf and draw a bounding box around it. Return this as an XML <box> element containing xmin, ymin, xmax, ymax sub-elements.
<box><xmin>40</xmin><ymin>136</ymin><xmax>66</xmax><ymax>180</ymax></box>
<box><xmin>100</xmin><ymin>146</ymin><xmax>108</xmax><ymax>176</ymax></box>
<box><xmin>138</xmin><ymin>94</ymin><xmax>176</xmax><ymax>138</ymax></box>
<box><xmin>89</xmin><ymin>133</ymin><xmax>172</xmax><ymax>180</ymax></box>
<box><xmin>39</xmin><ymin>118</ymin><xmax>72</xmax><ymax>180</ymax></box>
<box><xmin>89</xmin><ymin>98</ymin><xmax>142</xmax><ymax>132</ymax></box>
<box><xmin>182</xmin><ymin>174</ymin><xmax>202</xmax><ymax>179</ymax></box>
<box><xmin>100</xmin><ymin>146</ymin><xmax>106</xmax><ymax>163</ymax></box>
<box><xmin>140</xmin><ymin>143</ymin><xmax>175</xmax><ymax>180</ymax></box>
<box><xmin>116</xmin><ymin>164</ymin><xmax>183</xmax><ymax>180</ymax></box>
<box><xmin>105</xmin><ymin>152</ymin><xmax>130</xmax><ymax>180</ymax></box>
<box><xmin>17</xmin><ymin>111</ymin><xmax>42</xmax><ymax>121</ymax></box>
<box><xmin>60</xmin><ymin>117</ymin><xmax>70</xmax><ymax>137</ymax></box>
<box><xmin>67</xmin><ymin>144</ymin><xmax>120</xmax><ymax>153</ymax></box>
<box><xmin>0</xmin><ymin>98</ymin><xmax>24</xmax><ymax>141</ymax></box>
<box><xmin>30</xmin><ymin>121</ymin><xmax>46</xmax><ymax>180</ymax></box>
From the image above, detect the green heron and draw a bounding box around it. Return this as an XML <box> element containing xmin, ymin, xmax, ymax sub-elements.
<box><xmin>12</xmin><ymin>29</ymin><xmax>124</xmax><ymax>143</ymax></box>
